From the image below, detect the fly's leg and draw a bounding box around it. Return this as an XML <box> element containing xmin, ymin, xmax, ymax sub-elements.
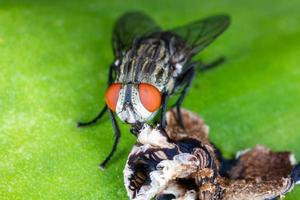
<box><xmin>160</xmin><ymin>93</ymin><xmax>168</xmax><ymax>128</ymax></box>
<box><xmin>291</xmin><ymin>163</ymin><xmax>300</xmax><ymax>184</ymax></box>
<box><xmin>171</xmin><ymin>56</ymin><xmax>224</xmax><ymax>127</ymax></box>
<box><xmin>77</xmin><ymin>63</ymin><xmax>117</xmax><ymax>127</ymax></box>
<box><xmin>77</xmin><ymin>62</ymin><xmax>120</xmax><ymax>168</ymax></box>
<box><xmin>156</xmin><ymin>194</ymin><xmax>176</xmax><ymax>200</ymax></box>
<box><xmin>99</xmin><ymin>109</ymin><xmax>121</xmax><ymax>169</ymax></box>
<box><xmin>77</xmin><ymin>105</ymin><xmax>107</xmax><ymax>127</ymax></box>
<box><xmin>173</xmin><ymin>67</ymin><xmax>196</xmax><ymax>129</ymax></box>
<box><xmin>130</xmin><ymin>122</ymin><xmax>143</xmax><ymax>136</ymax></box>
<box><xmin>172</xmin><ymin>56</ymin><xmax>224</xmax><ymax>126</ymax></box>
<box><xmin>198</xmin><ymin>56</ymin><xmax>226</xmax><ymax>72</ymax></box>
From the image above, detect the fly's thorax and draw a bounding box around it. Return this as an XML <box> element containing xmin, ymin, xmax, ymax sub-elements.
<box><xmin>114</xmin><ymin>34</ymin><xmax>191</xmax><ymax>108</ymax></box>
<box><xmin>116</xmin><ymin>37</ymin><xmax>181</xmax><ymax>93</ymax></box>
<box><xmin>115</xmin><ymin>83</ymin><xmax>158</xmax><ymax>124</ymax></box>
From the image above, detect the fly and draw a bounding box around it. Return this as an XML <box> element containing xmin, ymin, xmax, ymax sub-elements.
<box><xmin>77</xmin><ymin>12</ymin><xmax>230</xmax><ymax>168</ymax></box>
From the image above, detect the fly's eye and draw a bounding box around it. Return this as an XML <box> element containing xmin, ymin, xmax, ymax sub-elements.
<box><xmin>138</xmin><ymin>83</ymin><xmax>161</xmax><ymax>112</ymax></box>
<box><xmin>105</xmin><ymin>83</ymin><xmax>122</xmax><ymax>112</ymax></box>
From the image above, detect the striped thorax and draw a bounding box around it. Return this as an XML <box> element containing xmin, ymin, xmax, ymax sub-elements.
<box><xmin>110</xmin><ymin>34</ymin><xmax>187</xmax><ymax>124</ymax></box>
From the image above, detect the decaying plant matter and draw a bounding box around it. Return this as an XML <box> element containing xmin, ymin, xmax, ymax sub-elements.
<box><xmin>124</xmin><ymin>108</ymin><xmax>300</xmax><ymax>200</ymax></box>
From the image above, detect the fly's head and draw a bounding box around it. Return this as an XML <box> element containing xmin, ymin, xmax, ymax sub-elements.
<box><xmin>105</xmin><ymin>82</ymin><xmax>162</xmax><ymax>124</ymax></box>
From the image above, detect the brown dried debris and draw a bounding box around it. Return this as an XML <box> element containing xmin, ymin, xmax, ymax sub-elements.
<box><xmin>124</xmin><ymin>108</ymin><xmax>300</xmax><ymax>200</ymax></box>
<box><xmin>229</xmin><ymin>145</ymin><xmax>294</xmax><ymax>181</ymax></box>
<box><xmin>165</xmin><ymin>108</ymin><xmax>210</xmax><ymax>144</ymax></box>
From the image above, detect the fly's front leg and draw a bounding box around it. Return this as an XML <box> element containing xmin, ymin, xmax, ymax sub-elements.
<box><xmin>198</xmin><ymin>56</ymin><xmax>226</xmax><ymax>72</ymax></box>
<box><xmin>291</xmin><ymin>163</ymin><xmax>300</xmax><ymax>185</ymax></box>
<box><xmin>160</xmin><ymin>93</ymin><xmax>168</xmax><ymax>128</ymax></box>
<box><xmin>130</xmin><ymin>122</ymin><xmax>143</xmax><ymax>136</ymax></box>
<box><xmin>173</xmin><ymin>66</ymin><xmax>196</xmax><ymax>129</ymax></box>
<box><xmin>156</xmin><ymin>194</ymin><xmax>176</xmax><ymax>200</ymax></box>
<box><xmin>77</xmin><ymin>106</ymin><xmax>108</xmax><ymax>127</ymax></box>
<box><xmin>99</xmin><ymin>109</ymin><xmax>121</xmax><ymax>169</ymax></box>
<box><xmin>77</xmin><ymin>63</ymin><xmax>117</xmax><ymax>127</ymax></box>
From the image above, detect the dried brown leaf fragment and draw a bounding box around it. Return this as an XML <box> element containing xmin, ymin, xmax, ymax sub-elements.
<box><xmin>124</xmin><ymin>108</ymin><xmax>300</xmax><ymax>200</ymax></box>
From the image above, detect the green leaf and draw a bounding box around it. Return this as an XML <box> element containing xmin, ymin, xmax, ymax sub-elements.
<box><xmin>0</xmin><ymin>0</ymin><xmax>299</xmax><ymax>199</ymax></box>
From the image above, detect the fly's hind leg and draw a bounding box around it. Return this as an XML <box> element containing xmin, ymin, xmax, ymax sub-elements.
<box><xmin>173</xmin><ymin>66</ymin><xmax>196</xmax><ymax>129</ymax></box>
<box><xmin>198</xmin><ymin>56</ymin><xmax>226</xmax><ymax>72</ymax></box>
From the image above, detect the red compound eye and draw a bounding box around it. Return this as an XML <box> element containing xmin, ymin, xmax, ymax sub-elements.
<box><xmin>138</xmin><ymin>83</ymin><xmax>161</xmax><ymax>112</ymax></box>
<box><xmin>105</xmin><ymin>83</ymin><xmax>121</xmax><ymax>111</ymax></box>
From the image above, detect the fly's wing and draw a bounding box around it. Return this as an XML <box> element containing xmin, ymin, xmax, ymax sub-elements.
<box><xmin>169</xmin><ymin>15</ymin><xmax>230</xmax><ymax>56</ymax></box>
<box><xmin>112</xmin><ymin>12</ymin><xmax>162</xmax><ymax>58</ymax></box>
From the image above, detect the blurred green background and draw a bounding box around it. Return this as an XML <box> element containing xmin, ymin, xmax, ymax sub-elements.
<box><xmin>1</xmin><ymin>0</ymin><xmax>300</xmax><ymax>199</ymax></box>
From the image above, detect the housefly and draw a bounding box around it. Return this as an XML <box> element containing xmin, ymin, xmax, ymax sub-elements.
<box><xmin>78</xmin><ymin>12</ymin><xmax>230</xmax><ymax>168</ymax></box>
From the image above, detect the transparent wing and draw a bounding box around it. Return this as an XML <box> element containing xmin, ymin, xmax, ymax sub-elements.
<box><xmin>169</xmin><ymin>15</ymin><xmax>230</xmax><ymax>56</ymax></box>
<box><xmin>112</xmin><ymin>11</ymin><xmax>161</xmax><ymax>58</ymax></box>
